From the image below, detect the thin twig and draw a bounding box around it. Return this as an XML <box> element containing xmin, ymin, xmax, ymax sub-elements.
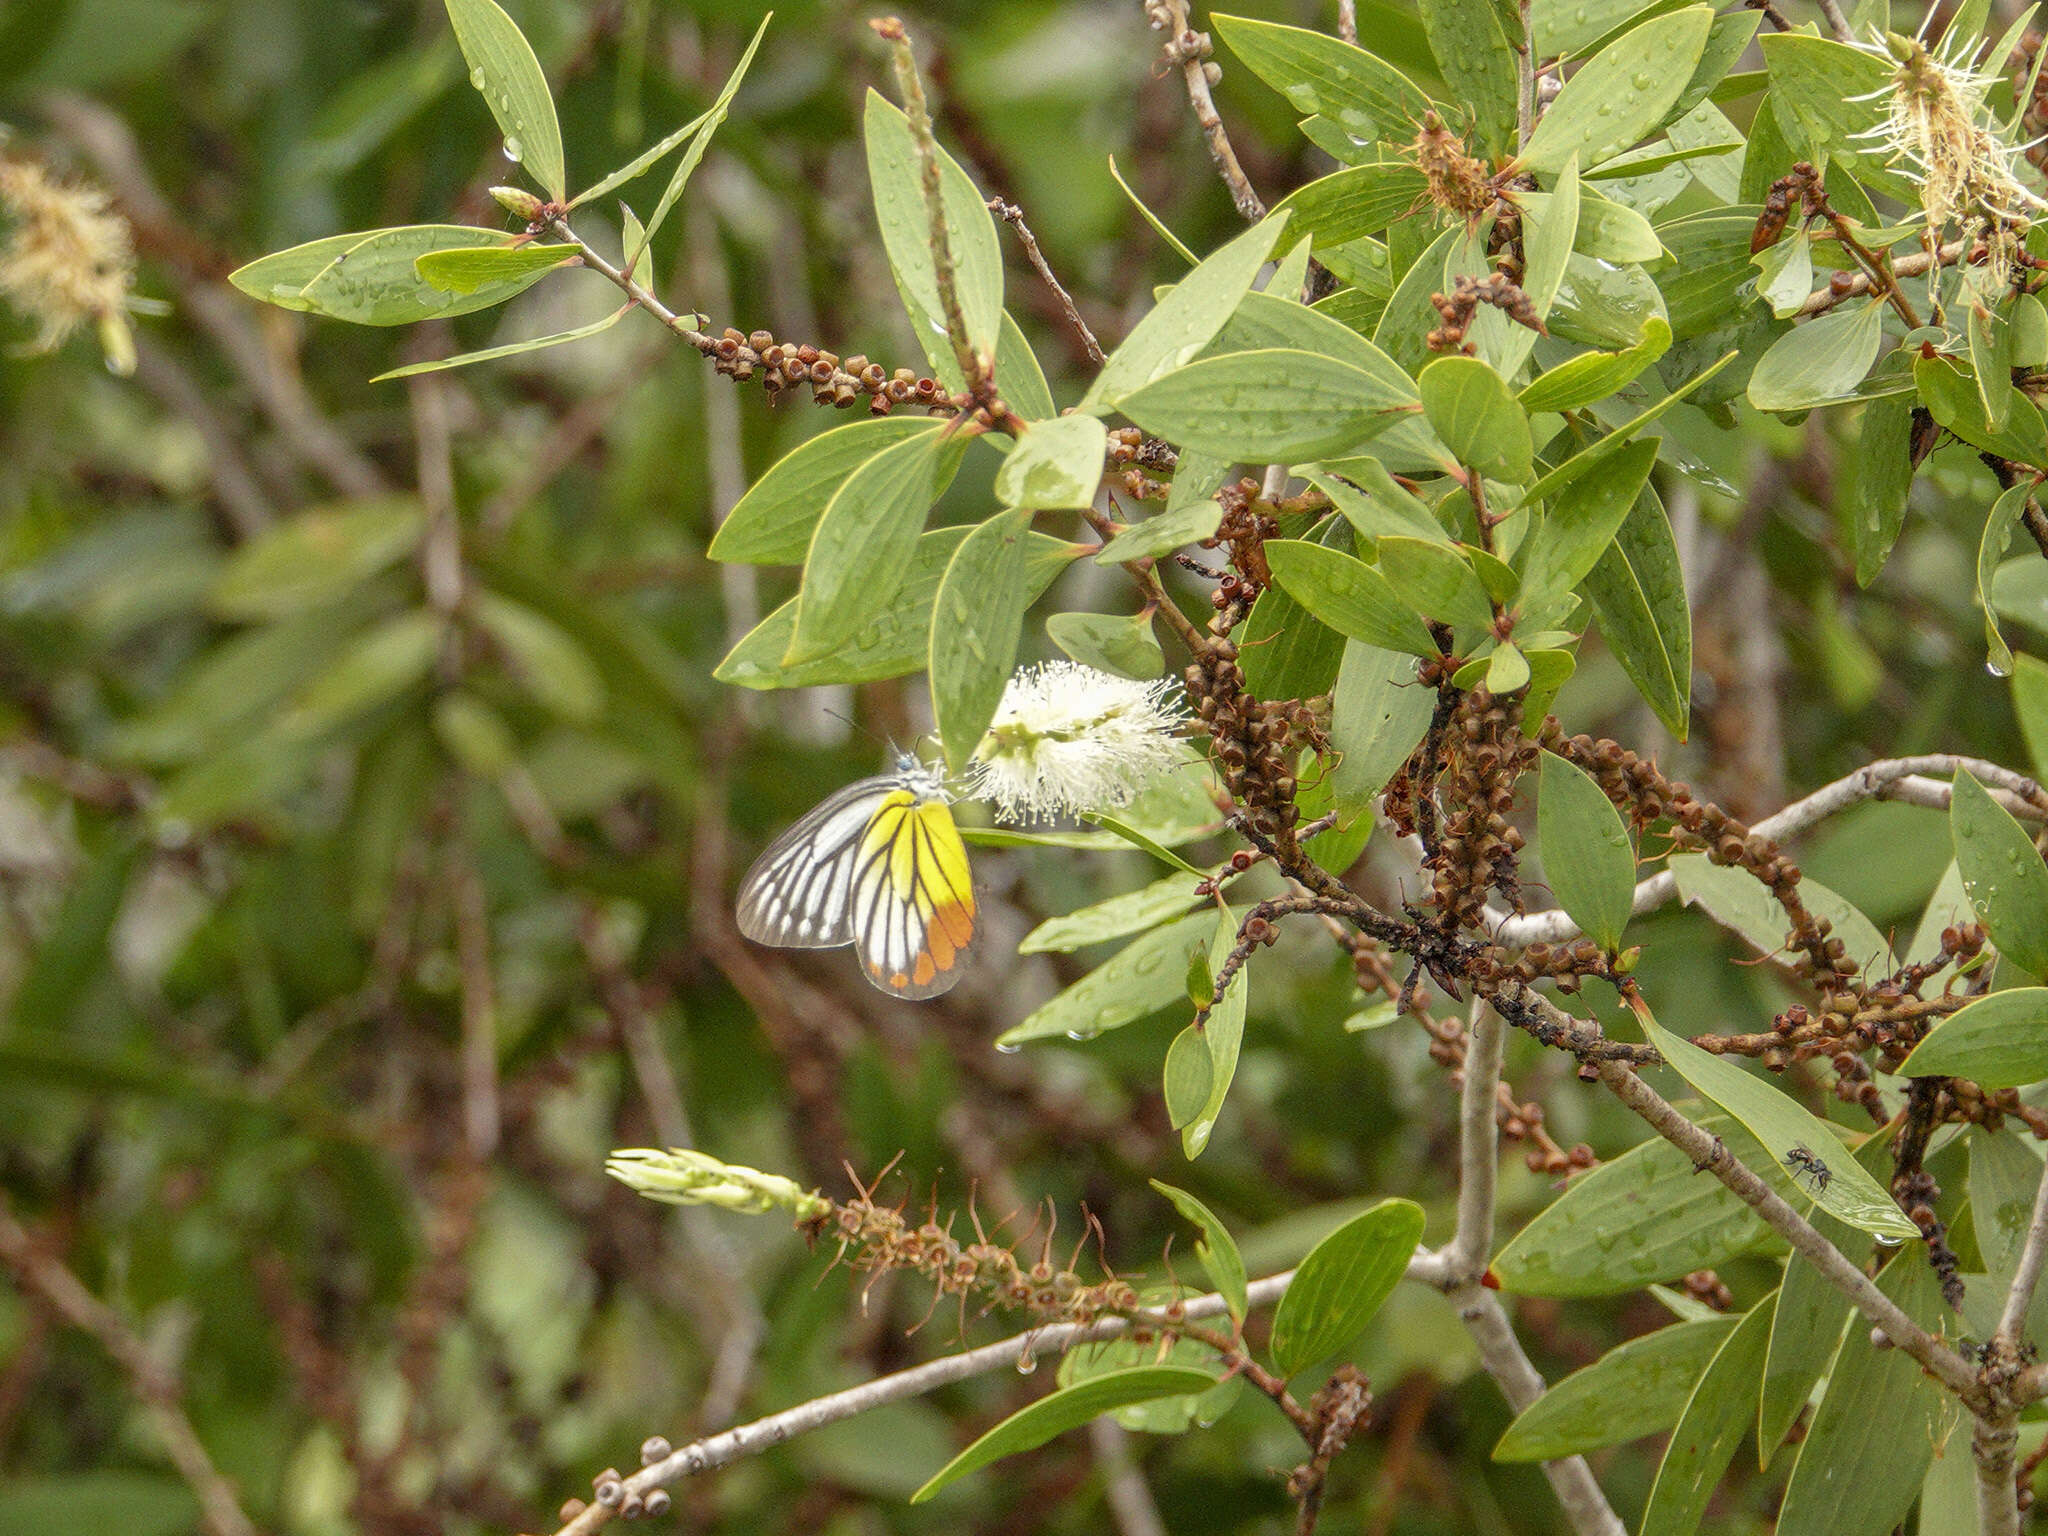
<box><xmin>1153</xmin><ymin>0</ymin><xmax>1266</xmax><ymax>222</ymax></box>
<box><xmin>449</xmin><ymin>845</ymin><xmax>501</xmax><ymax>1160</ymax></box>
<box><xmin>1447</xmin><ymin>999</ymin><xmax>1506</xmax><ymax>1283</ymax></box>
<box><xmin>1338</xmin><ymin>0</ymin><xmax>1358</xmax><ymax>44</ymax></box>
<box><xmin>873</xmin><ymin>18</ymin><xmax>993</xmax><ymax>397</ymax></box>
<box><xmin>1812</xmin><ymin>0</ymin><xmax>1855</xmax><ymax>44</ymax></box>
<box><xmin>1997</xmin><ymin>1154</ymin><xmax>2048</xmax><ymax>1344</ymax></box>
<box><xmin>1493</xmin><ymin>755</ymin><xmax>2048</xmax><ymax>947</ymax></box>
<box><xmin>1796</xmin><ymin>237</ymin><xmax>1972</xmax><ymax>316</ymax></box>
<box><xmin>1596</xmin><ymin>1060</ymin><xmax>1982</xmax><ymax>1404</ymax></box>
<box><xmin>0</xmin><ymin>1199</ymin><xmax>263</xmax><ymax>1536</ymax></box>
<box><xmin>989</xmin><ymin>197</ymin><xmax>1103</xmax><ymax>365</ymax></box>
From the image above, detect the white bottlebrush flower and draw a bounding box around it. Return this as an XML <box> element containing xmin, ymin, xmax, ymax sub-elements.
<box><xmin>605</xmin><ymin>1147</ymin><xmax>830</xmax><ymax>1219</ymax></box>
<box><xmin>0</xmin><ymin>147</ymin><xmax>138</xmax><ymax>374</ymax></box>
<box><xmin>966</xmin><ymin>660</ymin><xmax>1187</xmax><ymax>826</ymax></box>
<box><xmin>1851</xmin><ymin>27</ymin><xmax>2048</xmax><ymax>296</ymax></box>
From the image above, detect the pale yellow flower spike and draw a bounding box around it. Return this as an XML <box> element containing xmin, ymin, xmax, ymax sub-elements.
<box><xmin>0</xmin><ymin>147</ymin><xmax>137</xmax><ymax>374</ymax></box>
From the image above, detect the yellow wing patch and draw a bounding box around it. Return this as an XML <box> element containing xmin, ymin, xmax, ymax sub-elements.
<box><xmin>852</xmin><ymin>793</ymin><xmax>977</xmax><ymax>999</ymax></box>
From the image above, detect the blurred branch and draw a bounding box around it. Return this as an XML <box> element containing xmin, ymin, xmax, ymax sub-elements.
<box><xmin>476</xmin><ymin>343</ymin><xmax>664</xmax><ymax>543</ymax></box>
<box><xmin>0</xmin><ymin>1198</ymin><xmax>263</xmax><ymax>1536</ymax></box>
<box><xmin>1493</xmin><ymin>754</ymin><xmax>2048</xmax><ymax>948</ymax></box>
<box><xmin>1089</xmin><ymin>1417</ymin><xmax>1168</xmax><ymax>1536</ymax></box>
<box><xmin>449</xmin><ymin>844</ymin><xmax>501</xmax><ymax>1160</ymax></box>
<box><xmin>131</xmin><ymin>340</ymin><xmax>273</xmax><ymax>537</ymax></box>
<box><xmin>42</xmin><ymin>94</ymin><xmax>391</xmax><ymax>501</ymax></box>
<box><xmin>989</xmin><ymin>197</ymin><xmax>1103</xmax><ymax>366</ymax></box>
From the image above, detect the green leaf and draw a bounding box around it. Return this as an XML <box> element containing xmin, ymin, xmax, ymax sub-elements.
<box><xmin>1020</xmin><ymin>872</ymin><xmax>1216</xmax><ymax>955</ymax></box>
<box><xmin>1272</xmin><ymin>165</ymin><xmax>1430</xmax><ymax>248</ymax></box>
<box><xmin>1211</xmin><ymin>16</ymin><xmax>1432</xmax><ymax>146</ymax></box>
<box><xmin>710</xmin><ymin>417</ymin><xmax>942</xmax><ymax>565</ymax></box>
<box><xmin>1900</xmin><ymin>989</ymin><xmax>2048</xmax><ymax>1090</ymax></box>
<box><xmin>1264</xmin><ymin>540</ymin><xmax>1440</xmax><ymax>656</ymax></box>
<box><xmin>717</xmin><ymin>529</ymin><xmax>1075</xmax><ymax>689</ymax></box>
<box><xmin>1915</xmin><ymin>352</ymin><xmax>2048</xmax><ymax>468</ymax></box>
<box><xmin>1300</xmin><ymin>464</ymin><xmax>1447</xmax><ymax>550</ymax></box>
<box><xmin>1046</xmin><ymin>610</ymin><xmax>1163</xmax><ymax>680</ymax></box>
<box><xmin>998</xmin><ymin>310</ymin><xmax>1058</xmax><ymax>423</ymax></box>
<box><xmin>999</xmin><ymin>912</ymin><xmax>1218</xmax><ymax>1046</ymax></box>
<box><xmin>280</xmin><ymin>611</ymin><xmax>444</xmax><ymax>739</ymax></box>
<box><xmin>1582</xmin><ymin>482</ymin><xmax>1692</xmax><ymax>738</ymax></box>
<box><xmin>370</xmin><ymin>302</ymin><xmax>629</xmax><ymax>381</ymax></box>
<box><xmin>1213</xmin><ymin>292</ymin><xmax>1424</xmax><ymax>396</ymax></box>
<box><xmin>444</xmin><ymin>0</ymin><xmax>565</xmax><ymax>200</ymax></box>
<box><xmin>1417</xmin><ymin>0</ymin><xmax>1516</xmax><ymax>156</ymax></box>
<box><xmin>1519</xmin><ymin>435</ymin><xmax>1660</xmax><ymax>615</ymax></box>
<box><xmin>1632</xmin><ymin>1009</ymin><xmax>1920</xmax><ymax>1240</ymax></box>
<box><xmin>1375</xmin><ymin>536</ymin><xmax>1493</xmax><ymax>635</ymax></box>
<box><xmin>208</xmin><ymin>497</ymin><xmax>423</xmax><ymax>621</ymax></box>
<box><xmin>573</xmin><ymin>13</ymin><xmax>768</xmax><ymax>213</ymax></box>
<box><xmin>413</xmin><ymin>242</ymin><xmax>578</xmax><ymax>294</ymax></box>
<box><xmin>1972</xmin><ymin>298</ymin><xmax>2019</xmax><ymax>431</ymax></box>
<box><xmin>1759</xmin><ymin>35</ymin><xmax>1913</xmax><ymax>200</ymax></box>
<box><xmin>1971</xmin><ymin>1128</ymin><xmax>2044</xmax><ymax>1275</ymax></box>
<box><xmin>1330</xmin><ymin>641</ymin><xmax>1433</xmax><ymax>820</ymax></box>
<box><xmin>1951</xmin><ymin>768</ymin><xmax>2048</xmax><ymax>979</ymax></box>
<box><xmin>930</xmin><ymin>509</ymin><xmax>1033</xmax><ymax>774</ymax></box>
<box><xmin>1081</xmin><ymin>214</ymin><xmax>1288</xmax><ymax>411</ymax></box>
<box><xmin>1494</xmin><ymin>1317</ymin><xmax>1737</xmax><ymax>1461</ymax></box>
<box><xmin>996</xmin><ymin>415</ymin><xmax>1107</xmax><ymax>510</ymax></box>
<box><xmin>864</xmin><ymin>91</ymin><xmax>1005</xmax><ymax>378</ymax></box>
<box><xmin>910</xmin><ymin>1367</ymin><xmax>1221</xmax><ymax>1502</ymax></box>
<box><xmin>1520</xmin><ymin>348</ymin><xmax>1736</xmax><ymax>503</ymax></box>
<box><xmin>1084</xmin><ymin>814</ymin><xmax>1209</xmax><ymax>878</ymax></box>
<box><xmin>1533</xmin><ymin>0</ymin><xmax>1658</xmax><ymax>57</ymax></box>
<box><xmin>1057</xmin><ymin>1334</ymin><xmax>1242</xmax><ymax>1434</ymax></box>
<box><xmin>1417</xmin><ymin>355</ymin><xmax>1533</xmax><ymax>482</ymax></box>
<box><xmin>1772</xmin><ymin>1259</ymin><xmax>1949</xmax><ymax>1536</ymax></box>
<box><xmin>1151</xmin><ymin>1182</ymin><xmax>1250</xmax><ymax>1324</ymax></box>
<box><xmin>1183</xmin><ymin>908</ymin><xmax>1250</xmax><ymax>1156</ymax></box>
<box><xmin>1745</xmin><ymin>301</ymin><xmax>1886</xmax><ymax>412</ymax></box>
<box><xmin>229</xmin><ymin>226</ymin><xmax>549</xmax><ymax>325</ymax></box>
<box><xmin>2016</xmin><ymin>654</ymin><xmax>2048</xmax><ymax>781</ymax></box>
<box><xmin>1520</xmin><ymin>7</ymin><xmax>1716</xmax><ymax>175</ymax></box>
<box><xmin>1500</xmin><ymin>155</ymin><xmax>1579</xmax><ymax>378</ymax></box>
<box><xmin>1239</xmin><ymin>571</ymin><xmax>1347</xmax><ymax>700</ymax></box>
<box><xmin>1537</xmin><ymin>752</ymin><xmax>1637</xmax><ymax>951</ymax></box>
<box><xmin>1119</xmin><ymin>348</ymin><xmax>1413</xmax><ymax>462</ymax></box>
<box><xmin>1268</xmin><ymin>1199</ymin><xmax>1426</xmax><ymax>1379</ymax></box>
<box><xmin>471</xmin><ymin>590</ymin><xmax>605</xmax><ymax>722</ymax></box>
<box><xmin>0</xmin><ymin>1474</ymin><xmax>199</xmax><ymax>1536</ymax></box>
<box><xmin>1106</xmin><ymin>152</ymin><xmax>1199</xmax><ymax>266</ymax></box>
<box><xmin>1096</xmin><ymin>496</ymin><xmax>1226</xmax><ymax>563</ymax></box>
<box><xmin>1751</xmin><ymin>225</ymin><xmax>1813</xmax><ymax>318</ymax></box>
<box><xmin>1849</xmin><ymin>394</ymin><xmax>1914</xmax><ymax>587</ymax></box>
<box><xmin>1518</xmin><ymin>316</ymin><xmax>1673</xmax><ymax>414</ymax></box>
<box><xmin>786</xmin><ymin>431</ymin><xmax>965</xmax><ymax>665</ymax></box>
<box><xmin>1492</xmin><ymin>1130</ymin><xmax>1770</xmax><ymax>1297</ymax></box>
<box><xmin>1979</xmin><ymin>482</ymin><xmax>2028</xmax><ymax>676</ymax></box>
<box><xmin>1639</xmin><ymin>1297</ymin><xmax>1775</xmax><ymax>1536</ymax></box>
<box><xmin>1163</xmin><ymin>1026</ymin><xmax>1214</xmax><ymax>1130</ymax></box>
<box><xmin>1760</xmin><ymin>1202</ymin><xmax>1867</xmax><ymax>1463</ymax></box>
<box><xmin>1670</xmin><ymin>854</ymin><xmax>1893</xmax><ymax>981</ymax></box>
<box><xmin>1518</xmin><ymin>186</ymin><xmax>1667</xmax><ymax>266</ymax></box>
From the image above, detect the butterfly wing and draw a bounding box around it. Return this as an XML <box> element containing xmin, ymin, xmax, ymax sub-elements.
<box><xmin>849</xmin><ymin>790</ymin><xmax>977</xmax><ymax>999</ymax></box>
<box><xmin>735</xmin><ymin>778</ymin><xmax>893</xmax><ymax>949</ymax></box>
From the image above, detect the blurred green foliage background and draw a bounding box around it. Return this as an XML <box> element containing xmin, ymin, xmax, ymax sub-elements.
<box><xmin>0</xmin><ymin>0</ymin><xmax>2040</xmax><ymax>1531</ymax></box>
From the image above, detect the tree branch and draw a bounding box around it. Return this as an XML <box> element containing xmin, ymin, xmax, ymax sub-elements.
<box><xmin>1150</xmin><ymin>0</ymin><xmax>1266</xmax><ymax>222</ymax></box>
<box><xmin>1493</xmin><ymin>755</ymin><xmax>2048</xmax><ymax>948</ymax></box>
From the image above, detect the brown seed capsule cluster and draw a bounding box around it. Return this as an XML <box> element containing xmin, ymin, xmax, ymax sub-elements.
<box><xmin>1427</xmin><ymin>272</ymin><xmax>1547</xmax><ymax>355</ymax></box>
<box><xmin>1539</xmin><ymin>722</ymin><xmax>1859</xmax><ymax>995</ymax></box>
<box><xmin>822</xmin><ymin>1188</ymin><xmax>1143</xmax><ymax>1327</ymax></box>
<box><xmin>701</xmin><ymin>327</ymin><xmax>962</xmax><ymax>416</ymax></box>
<box><xmin>2013</xmin><ymin>32</ymin><xmax>2048</xmax><ymax>178</ymax></box>
<box><xmin>1751</xmin><ymin>161</ymin><xmax>1824</xmax><ymax>253</ymax></box>
<box><xmin>1184</xmin><ymin>637</ymin><xmax>1303</xmax><ymax>841</ymax></box>
<box><xmin>1199</xmin><ymin>478</ymin><xmax>1279</xmax><ymax>590</ymax></box>
<box><xmin>1421</xmin><ymin>689</ymin><xmax>1533</xmax><ymax>932</ymax></box>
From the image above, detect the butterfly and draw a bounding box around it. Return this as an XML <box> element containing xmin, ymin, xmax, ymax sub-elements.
<box><xmin>736</xmin><ymin>752</ymin><xmax>978</xmax><ymax>999</ymax></box>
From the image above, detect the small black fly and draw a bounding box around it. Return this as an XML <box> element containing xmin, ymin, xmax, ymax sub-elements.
<box><xmin>1783</xmin><ymin>1144</ymin><xmax>1831</xmax><ymax>1195</ymax></box>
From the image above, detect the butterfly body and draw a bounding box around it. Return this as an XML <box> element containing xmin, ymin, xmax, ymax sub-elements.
<box><xmin>737</xmin><ymin>754</ymin><xmax>977</xmax><ymax>998</ymax></box>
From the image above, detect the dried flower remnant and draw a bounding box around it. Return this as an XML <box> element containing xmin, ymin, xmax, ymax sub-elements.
<box><xmin>1853</xmin><ymin>28</ymin><xmax>2048</xmax><ymax>297</ymax></box>
<box><xmin>0</xmin><ymin>147</ymin><xmax>137</xmax><ymax>374</ymax></box>
<box><xmin>966</xmin><ymin>661</ymin><xmax>1188</xmax><ymax>825</ymax></box>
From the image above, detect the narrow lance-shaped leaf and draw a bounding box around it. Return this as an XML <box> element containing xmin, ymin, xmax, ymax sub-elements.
<box><xmin>1268</xmin><ymin>1199</ymin><xmax>1426</xmax><ymax>1379</ymax></box>
<box><xmin>633</xmin><ymin>14</ymin><xmax>773</xmax><ymax>256</ymax></box>
<box><xmin>1209</xmin><ymin>16</ymin><xmax>1432</xmax><ymax>145</ymax></box>
<box><xmin>1120</xmin><ymin>348</ymin><xmax>1413</xmax><ymax>463</ymax></box>
<box><xmin>371</xmin><ymin>303</ymin><xmax>629</xmax><ymax>381</ymax></box>
<box><xmin>1519</xmin><ymin>7</ymin><xmax>1716</xmax><ymax>174</ymax></box>
<box><xmin>864</xmin><ymin>91</ymin><xmax>1006</xmax><ymax>382</ymax></box>
<box><xmin>1417</xmin><ymin>355</ymin><xmax>1533</xmax><ymax>482</ymax></box>
<box><xmin>1745</xmin><ymin>300</ymin><xmax>1886</xmax><ymax>413</ymax></box>
<box><xmin>1631</xmin><ymin>1003</ymin><xmax>1920</xmax><ymax>1240</ymax></box>
<box><xmin>1150</xmin><ymin>1182</ymin><xmax>1250</xmax><ymax>1325</ymax></box>
<box><xmin>1493</xmin><ymin>1317</ymin><xmax>1737</xmax><ymax>1462</ymax></box>
<box><xmin>231</xmin><ymin>226</ymin><xmax>551</xmax><ymax>326</ymax></box>
<box><xmin>1263</xmin><ymin>540</ymin><xmax>1440</xmax><ymax>657</ymax></box>
<box><xmin>910</xmin><ymin>1367</ymin><xmax>1222</xmax><ymax>1502</ymax></box>
<box><xmin>1850</xmin><ymin>393</ymin><xmax>1915</xmax><ymax>587</ymax></box>
<box><xmin>1639</xmin><ymin>1298</ymin><xmax>1775</xmax><ymax>1536</ymax></box>
<box><xmin>444</xmin><ymin>0</ymin><xmax>566</xmax><ymax>201</ymax></box>
<box><xmin>1900</xmin><ymin>989</ymin><xmax>2048</xmax><ymax>1090</ymax></box>
<box><xmin>1950</xmin><ymin>768</ymin><xmax>2048</xmax><ymax>979</ymax></box>
<box><xmin>1979</xmin><ymin>482</ymin><xmax>2028</xmax><ymax>675</ymax></box>
<box><xmin>931</xmin><ymin>509</ymin><xmax>1033</xmax><ymax>774</ymax></box>
<box><xmin>786</xmin><ymin>431</ymin><xmax>962</xmax><ymax>665</ymax></box>
<box><xmin>1183</xmin><ymin>907</ymin><xmax>1249</xmax><ymax>1158</ymax></box>
<box><xmin>999</xmin><ymin>911</ymin><xmax>1217</xmax><ymax>1047</ymax></box>
<box><xmin>710</xmin><ymin>417</ymin><xmax>941</xmax><ymax>566</ymax></box>
<box><xmin>1536</xmin><ymin>753</ymin><xmax>1637</xmax><ymax>952</ymax></box>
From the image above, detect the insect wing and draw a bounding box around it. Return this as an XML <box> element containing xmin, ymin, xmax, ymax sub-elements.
<box><xmin>849</xmin><ymin>792</ymin><xmax>977</xmax><ymax>998</ymax></box>
<box><xmin>735</xmin><ymin>778</ymin><xmax>894</xmax><ymax>949</ymax></box>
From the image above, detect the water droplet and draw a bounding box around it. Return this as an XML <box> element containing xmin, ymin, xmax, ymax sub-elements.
<box><xmin>504</xmin><ymin>136</ymin><xmax>524</xmax><ymax>163</ymax></box>
<box><xmin>1632</xmin><ymin>73</ymin><xmax>1655</xmax><ymax>91</ymax></box>
<box><xmin>1989</xmin><ymin>655</ymin><xmax>2013</xmax><ymax>678</ymax></box>
<box><xmin>469</xmin><ymin>66</ymin><xmax>487</xmax><ymax>89</ymax></box>
<box><xmin>1066</xmin><ymin>1027</ymin><xmax>1099</xmax><ymax>1041</ymax></box>
<box><xmin>1015</xmin><ymin>1351</ymin><xmax>1038</xmax><ymax>1375</ymax></box>
<box><xmin>994</xmin><ymin>1040</ymin><xmax>1022</xmax><ymax>1055</ymax></box>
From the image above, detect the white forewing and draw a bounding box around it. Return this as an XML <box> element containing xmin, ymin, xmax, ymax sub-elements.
<box><xmin>735</xmin><ymin>781</ymin><xmax>890</xmax><ymax>949</ymax></box>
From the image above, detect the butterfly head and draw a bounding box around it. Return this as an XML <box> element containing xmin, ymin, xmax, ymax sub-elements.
<box><xmin>891</xmin><ymin>749</ymin><xmax>953</xmax><ymax>803</ymax></box>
